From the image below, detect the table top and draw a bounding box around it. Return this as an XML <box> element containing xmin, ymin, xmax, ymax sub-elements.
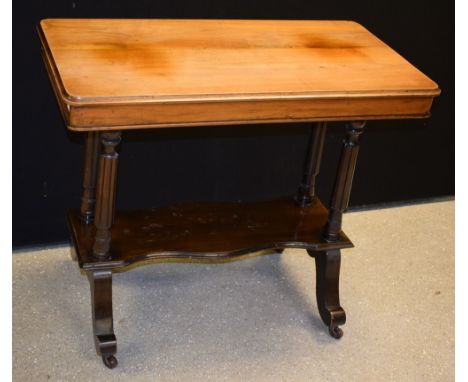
<box><xmin>38</xmin><ymin>19</ymin><xmax>440</xmax><ymax>131</ymax></box>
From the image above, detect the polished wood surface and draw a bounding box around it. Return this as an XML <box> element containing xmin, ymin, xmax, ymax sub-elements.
<box><xmin>80</xmin><ymin>132</ymin><xmax>100</xmax><ymax>224</ymax></box>
<box><xmin>325</xmin><ymin>121</ymin><xmax>365</xmax><ymax>241</ymax></box>
<box><xmin>38</xmin><ymin>19</ymin><xmax>439</xmax><ymax>130</ymax></box>
<box><xmin>308</xmin><ymin>249</ymin><xmax>346</xmax><ymax>338</ymax></box>
<box><xmin>38</xmin><ymin>19</ymin><xmax>441</xmax><ymax>366</ymax></box>
<box><xmin>92</xmin><ymin>132</ymin><xmax>121</xmax><ymax>258</ymax></box>
<box><xmin>296</xmin><ymin>122</ymin><xmax>327</xmax><ymax>207</ymax></box>
<box><xmin>87</xmin><ymin>269</ymin><xmax>118</xmax><ymax>369</ymax></box>
<box><xmin>67</xmin><ymin>196</ymin><xmax>352</xmax><ymax>270</ymax></box>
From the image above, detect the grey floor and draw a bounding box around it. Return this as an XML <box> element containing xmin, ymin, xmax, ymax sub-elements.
<box><xmin>13</xmin><ymin>200</ymin><xmax>454</xmax><ymax>382</ymax></box>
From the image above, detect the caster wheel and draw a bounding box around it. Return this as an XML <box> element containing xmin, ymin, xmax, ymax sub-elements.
<box><xmin>329</xmin><ymin>326</ymin><xmax>343</xmax><ymax>339</ymax></box>
<box><xmin>102</xmin><ymin>355</ymin><xmax>118</xmax><ymax>369</ymax></box>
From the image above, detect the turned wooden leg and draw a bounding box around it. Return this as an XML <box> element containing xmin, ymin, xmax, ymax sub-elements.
<box><xmin>87</xmin><ymin>269</ymin><xmax>118</xmax><ymax>369</ymax></box>
<box><xmin>80</xmin><ymin>132</ymin><xmax>101</xmax><ymax>224</ymax></box>
<box><xmin>296</xmin><ymin>122</ymin><xmax>327</xmax><ymax>206</ymax></box>
<box><xmin>308</xmin><ymin>249</ymin><xmax>346</xmax><ymax>338</ymax></box>
<box><xmin>93</xmin><ymin>132</ymin><xmax>121</xmax><ymax>259</ymax></box>
<box><xmin>324</xmin><ymin>121</ymin><xmax>365</xmax><ymax>241</ymax></box>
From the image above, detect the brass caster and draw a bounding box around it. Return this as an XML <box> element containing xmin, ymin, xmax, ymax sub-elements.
<box><xmin>102</xmin><ymin>355</ymin><xmax>118</xmax><ymax>369</ymax></box>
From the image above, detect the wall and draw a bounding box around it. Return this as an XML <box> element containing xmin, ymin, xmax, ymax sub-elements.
<box><xmin>13</xmin><ymin>0</ymin><xmax>454</xmax><ymax>247</ymax></box>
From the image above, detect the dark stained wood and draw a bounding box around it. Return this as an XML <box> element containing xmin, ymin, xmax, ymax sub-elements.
<box><xmin>87</xmin><ymin>269</ymin><xmax>118</xmax><ymax>368</ymax></box>
<box><xmin>92</xmin><ymin>132</ymin><xmax>121</xmax><ymax>258</ymax></box>
<box><xmin>324</xmin><ymin>121</ymin><xmax>365</xmax><ymax>241</ymax></box>
<box><xmin>67</xmin><ymin>196</ymin><xmax>353</xmax><ymax>270</ymax></box>
<box><xmin>296</xmin><ymin>122</ymin><xmax>327</xmax><ymax>206</ymax></box>
<box><xmin>307</xmin><ymin>249</ymin><xmax>346</xmax><ymax>338</ymax></box>
<box><xmin>80</xmin><ymin>132</ymin><xmax>100</xmax><ymax>224</ymax></box>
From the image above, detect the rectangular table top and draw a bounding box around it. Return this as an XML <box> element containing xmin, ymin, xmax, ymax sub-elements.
<box><xmin>38</xmin><ymin>19</ymin><xmax>440</xmax><ymax>131</ymax></box>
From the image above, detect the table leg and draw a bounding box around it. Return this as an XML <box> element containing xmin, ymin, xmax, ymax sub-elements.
<box><xmin>87</xmin><ymin>269</ymin><xmax>118</xmax><ymax>368</ymax></box>
<box><xmin>93</xmin><ymin>131</ymin><xmax>121</xmax><ymax>259</ymax></box>
<box><xmin>296</xmin><ymin>122</ymin><xmax>327</xmax><ymax>207</ymax></box>
<box><xmin>307</xmin><ymin>121</ymin><xmax>364</xmax><ymax>338</ymax></box>
<box><xmin>307</xmin><ymin>249</ymin><xmax>346</xmax><ymax>338</ymax></box>
<box><xmin>324</xmin><ymin>121</ymin><xmax>365</xmax><ymax>241</ymax></box>
<box><xmin>280</xmin><ymin>122</ymin><xmax>327</xmax><ymax>256</ymax></box>
<box><xmin>80</xmin><ymin>132</ymin><xmax>100</xmax><ymax>224</ymax></box>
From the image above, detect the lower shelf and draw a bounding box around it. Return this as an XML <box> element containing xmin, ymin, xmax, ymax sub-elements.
<box><xmin>67</xmin><ymin>196</ymin><xmax>353</xmax><ymax>270</ymax></box>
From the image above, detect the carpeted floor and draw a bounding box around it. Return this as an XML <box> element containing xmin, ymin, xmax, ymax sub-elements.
<box><xmin>13</xmin><ymin>200</ymin><xmax>454</xmax><ymax>381</ymax></box>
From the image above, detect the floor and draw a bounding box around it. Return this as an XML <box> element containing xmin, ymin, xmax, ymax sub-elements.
<box><xmin>13</xmin><ymin>200</ymin><xmax>454</xmax><ymax>382</ymax></box>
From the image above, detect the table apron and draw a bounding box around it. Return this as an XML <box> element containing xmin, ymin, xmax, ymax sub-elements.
<box><xmin>66</xmin><ymin>96</ymin><xmax>433</xmax><ymax>131</ymax></box>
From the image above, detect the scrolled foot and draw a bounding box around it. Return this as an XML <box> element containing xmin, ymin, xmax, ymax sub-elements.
<box><xmin>329</xmin><ymin>325</ymin><xmax>343</xmax><ymax>339</ymax></box>
<box><xmin>88</xmin><ymin>270</ymin><xmax>118</xmax><ymax>369</ymax></box>
<box><xmin>102</xmin><ymin>355</ymin><xmax>118</xmax><ymax>369</ymax></box>
<box><xmin>313</xmin><ymin>250</ymin><xmax>347</xmax><ymax>337</ymax></box>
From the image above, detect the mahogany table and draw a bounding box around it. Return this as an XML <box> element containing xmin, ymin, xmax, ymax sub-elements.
<box><xmin>38</xmin><ymin>19</ymin><xmax>440</xmax><ymax>369</ymax></box>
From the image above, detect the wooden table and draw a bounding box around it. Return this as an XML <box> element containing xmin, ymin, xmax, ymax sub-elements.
<box><xmin>38</xmin><ymin>19</ymin><xmax>440</xmax><ymax>369</ymax></box>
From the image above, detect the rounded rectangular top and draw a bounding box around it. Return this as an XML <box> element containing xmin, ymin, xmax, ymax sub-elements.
<box><xmin>38</xmin><ymin>19</ymin><xmax>440</xmax><ymax>130</ymax></box>
<box><xmin>39</xmin><ymin>18</ymin><xmax>439</xmax><ymax>103</ymax></box>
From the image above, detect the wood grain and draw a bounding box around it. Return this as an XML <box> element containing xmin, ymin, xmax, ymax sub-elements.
<box><xmin>66</xmin><ymin>197</ymin><xmax>353</xmax><ymax>270</ymax></box>
<box><xmin>38</xmin><ymin>19</ymin><xmax>440</xmax><ymax>130</ymax></box>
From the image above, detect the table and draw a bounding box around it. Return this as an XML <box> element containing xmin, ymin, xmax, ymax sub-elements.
<box><xmin>38</xmin><ymin>19</ymin><xmax>440</xmax><ymax>369</ymax></box>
